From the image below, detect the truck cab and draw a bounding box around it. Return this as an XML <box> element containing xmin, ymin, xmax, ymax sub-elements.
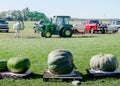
<box><xmin>84</xmin><ymin>20</ymin><xmax>98</xmax><ymax>31</ymax></box>
<box><xmin>0</xmin><ymin>19</ymin><xmax>9</xmax><ymax>32</ymax></box>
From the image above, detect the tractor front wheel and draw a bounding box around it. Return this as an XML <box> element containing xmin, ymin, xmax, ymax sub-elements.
<box><xmin>61</xmin><ymin>28</ymin><xmax>73</xmax><ymax>37</ymax></box>
<box><xmin>44</xmin><ymin>31</ymin><xmax>52</xmax><ymax>38</ymax></box>
<box><xmin>41</xmin><ymin>32</ymin><xmax>45</xmax><ymax>37</ymax></box>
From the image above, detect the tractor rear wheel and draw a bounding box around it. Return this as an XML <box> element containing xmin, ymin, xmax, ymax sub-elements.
<box><xmin>61</xmin><ymin>28</ymin><xmax>73</xmax><ymax>37</ymax></box>
<box><xmin>44</xmin><ymin>31</ymin><xmax>52</xmax><ymax>38</ymax></box>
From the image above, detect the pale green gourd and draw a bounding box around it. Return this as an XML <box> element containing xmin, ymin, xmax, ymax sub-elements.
<box><xmin>90</xmin><ymin>54</ymin><xmax>118</xmax><ymax>71</ymax></box>
<box><xmin>7</xmin><ymin>56</ymin><xmax>31</xmax><ymax>73</ymax></box>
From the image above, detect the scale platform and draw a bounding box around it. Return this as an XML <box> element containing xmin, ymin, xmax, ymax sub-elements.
<box><xmin>43</xmin><ymin>70</ymin><xmax>83</xmax><ymax>82</ymax></box>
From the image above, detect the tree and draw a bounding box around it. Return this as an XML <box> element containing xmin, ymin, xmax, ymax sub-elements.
<box><xmin>0</xmin><ymin>11</ymin><xmax>7</xmax><ymax>19</ymax></box>
<box><xmin>11</xmin><ymin>10</ymin><xmax>23</xmax><ymax>21</ymax></box>
<box><xmin>22</xmin><ymin>8</ymin><xmax>29</xmax><ymax>21</ymax></box>
<box><xmin>0</xmin><ymin>7</ymin><xmax>48</xmax><ymax>21</ymax></box>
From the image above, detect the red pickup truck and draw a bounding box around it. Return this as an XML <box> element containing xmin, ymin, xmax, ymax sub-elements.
<box><xmin>84</xmin><ymin>20</ymin><xmax>107</xmax><ymax>33</ymax></box>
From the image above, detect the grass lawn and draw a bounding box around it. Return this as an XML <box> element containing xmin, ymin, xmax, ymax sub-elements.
<box><xmin>0</xmin><ymin>21</ymin><xmax>120</xmax><ymax>86</ymax></box>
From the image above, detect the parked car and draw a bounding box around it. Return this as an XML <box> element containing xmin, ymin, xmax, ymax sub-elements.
<box><xmin>0</xmin><ymin>19</ymin><xmax>9</xmax><ymax>32</ymax></box>
<box><xmin>107</xmin><ymin>20</ymin><xmax>120</xmax><ymax>33</ymax></box>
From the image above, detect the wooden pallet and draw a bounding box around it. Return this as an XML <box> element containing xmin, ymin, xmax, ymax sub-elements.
<box><xmin>0</xmin><ymin>70</ymin><xmax>32</xmax><ymax>79</ymax></box>
<box><xmin>86</xmin><ymin>69</ymin><xmax>120</xmax><ymax>78</ymax></box>
<box><xmin>43</xmin><ymin>70</ymin><xmax>83</xmax><ymax>82</ymax></box>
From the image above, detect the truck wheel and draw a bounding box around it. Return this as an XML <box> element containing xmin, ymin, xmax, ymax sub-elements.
<box><xmin>6</xmin><ymin>30</ymin><xmax>9</xmax><ymax>32</ymax></box>
<box><xmin>101</xmin><ymin>28</ymin><xmax>105</xmax><ymax>34</ymax></box>
<box><xmin>89</xmin><ymin>28</ymin><xmax>94</xmax><ymax>33</ymax></box>
<box><xmin>118</xmin><ymin>28</ymin><xmax>120</xmax><ymax>33</ymax></box>
<box><xmin>44</xmin><ymin>31</ymin><xmax>52</xmax><ymax>38</ymax></box>
<box><xmin>61</xmin><ymin>28</ymin><xmax>73</xmax><ymax>37</ymax></box>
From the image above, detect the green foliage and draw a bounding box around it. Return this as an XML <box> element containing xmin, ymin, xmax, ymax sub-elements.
<box><xmin>0</xmin><ymin>7</ymin><xmax>50</xmax><ymax>21</ymax></box>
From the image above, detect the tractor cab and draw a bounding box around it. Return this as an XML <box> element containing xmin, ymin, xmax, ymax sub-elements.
<box><xmin>52</xmin><ymin>16</ymin><xmax>70</xmax><ymax>27</ymax></box>
<box><xmin>51</xmin><ymin>16</ymin><xmax>73</xmax><ymax>37</ymax></box>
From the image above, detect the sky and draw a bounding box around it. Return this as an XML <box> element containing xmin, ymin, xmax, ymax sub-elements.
<box><xmin>0</xmin><ymin>0</ymin><xmax>120</xmax><ymax>19</ymax></box>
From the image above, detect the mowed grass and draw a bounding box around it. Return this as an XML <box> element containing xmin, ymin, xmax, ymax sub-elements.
<box><xmin>0</xmin><ymin>21</ymin><xmax>120</xmax><ymax>86</ymax></box>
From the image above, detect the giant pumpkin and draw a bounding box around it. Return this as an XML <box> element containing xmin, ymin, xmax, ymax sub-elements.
<box><xmin>90</xmin><ymin>54</ymin><xmax>118</xmax><ymax>71</ymax></box>
<box><xmin>48</xmin><ymin>49</ymin><xmax>75</xmax><ymax>74</ymax></box>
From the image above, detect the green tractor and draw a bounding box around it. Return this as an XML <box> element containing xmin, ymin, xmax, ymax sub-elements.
<box><xmin>34</xmin><ymin>16</ymin><xmax>73</xmax><ymax>38</ymax></box>
<box><xmin>25</xmin><ymin>8</ymin><xmax>73</xmax><ymax>38</ymax></box>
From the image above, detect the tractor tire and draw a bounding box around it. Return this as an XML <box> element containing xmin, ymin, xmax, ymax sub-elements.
<box><xmin>41</xmin><ymin>32</ymin><xmax>45</xmax><ymax>37</ymax></box>
<box><xmin>59</xmin><ymin>30</ymin><xmax>63</xmax><ymax>37</ymax></box>
<box><xmin>44</xmin><ymin>31</ymin><xmax>52</xmax><ymax>38</ymax></box>
<box><xmin>61</xmin><ymin>28</ymin><xmax>73</xmax><ymax>37</ymax></box>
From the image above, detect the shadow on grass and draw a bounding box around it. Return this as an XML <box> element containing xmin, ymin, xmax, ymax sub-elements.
<box><xmin>24</xmin><ymin>73</ymin><xmax>43</xmax><ymax>79</ymax></box>
<box><xmin>26</xmin><ymin>36</ymin><xmax>40</xmax><ymax>39</ymax></box>
<box><xmin>0</xmin><ymin>31</ymin><xmax>14</xmax><ymax>33</ymax></box>
<box><xmin>72</xmin><ymin>35</ymin><xmax>97</xmax><ymax>38</ymax></box>
<box><xmin>82</xmin><ymin>74</ymin><xmax>120</xmax><ymax>82</ymax></box>
<box><xmin>8</xmin><ymin>31</ymin><xmax>15</xmax><ymax>33</ymax></box>
<box><xmin>22</xmin><ymin>34</ymin><xmax>98</xmax><ymax>39</ymax></box>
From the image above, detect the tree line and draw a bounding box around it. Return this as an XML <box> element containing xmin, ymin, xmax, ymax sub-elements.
<box><xmin>0</xmin><ymin>7</ymin><xmax>118</xmax><ymax>22</ymax></box>
<box><xmin>0</xmin><ymin>7</ymin><xmax>43</xmax><ymax>21</ymax></box>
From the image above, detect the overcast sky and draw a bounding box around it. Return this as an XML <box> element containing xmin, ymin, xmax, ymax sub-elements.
<box><xmin>0</xmin><ymin>0</ymin><xmax>120</xmax><ymax>19</ymax></box>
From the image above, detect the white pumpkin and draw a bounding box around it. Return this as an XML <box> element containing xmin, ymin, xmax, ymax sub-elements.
<box><xmin>90</xmin><ymin>54</ymin><xmax>118</xmax><ymax>71</ymax></box>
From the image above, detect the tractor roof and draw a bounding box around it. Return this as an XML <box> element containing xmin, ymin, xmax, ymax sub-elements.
<box><xmin>53</xmin><ymin>16</ymin><xmax>70</xmax><ymax>18</ymax></box>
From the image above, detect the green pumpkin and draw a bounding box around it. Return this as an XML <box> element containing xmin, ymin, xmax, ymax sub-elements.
<box><xmin>90</xmin><ymin>54</ymin><xmax>118</xmax><ymax>71</ymax></box>
<box><xmin>48</xmin><ymin>49</ymin><xmax>75</xmax><ymax>74</ymax></box>
<box><xmin>7</xmin><ymin>56</ymin><xmax>31</xmax><ymax>73</ymax></box>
